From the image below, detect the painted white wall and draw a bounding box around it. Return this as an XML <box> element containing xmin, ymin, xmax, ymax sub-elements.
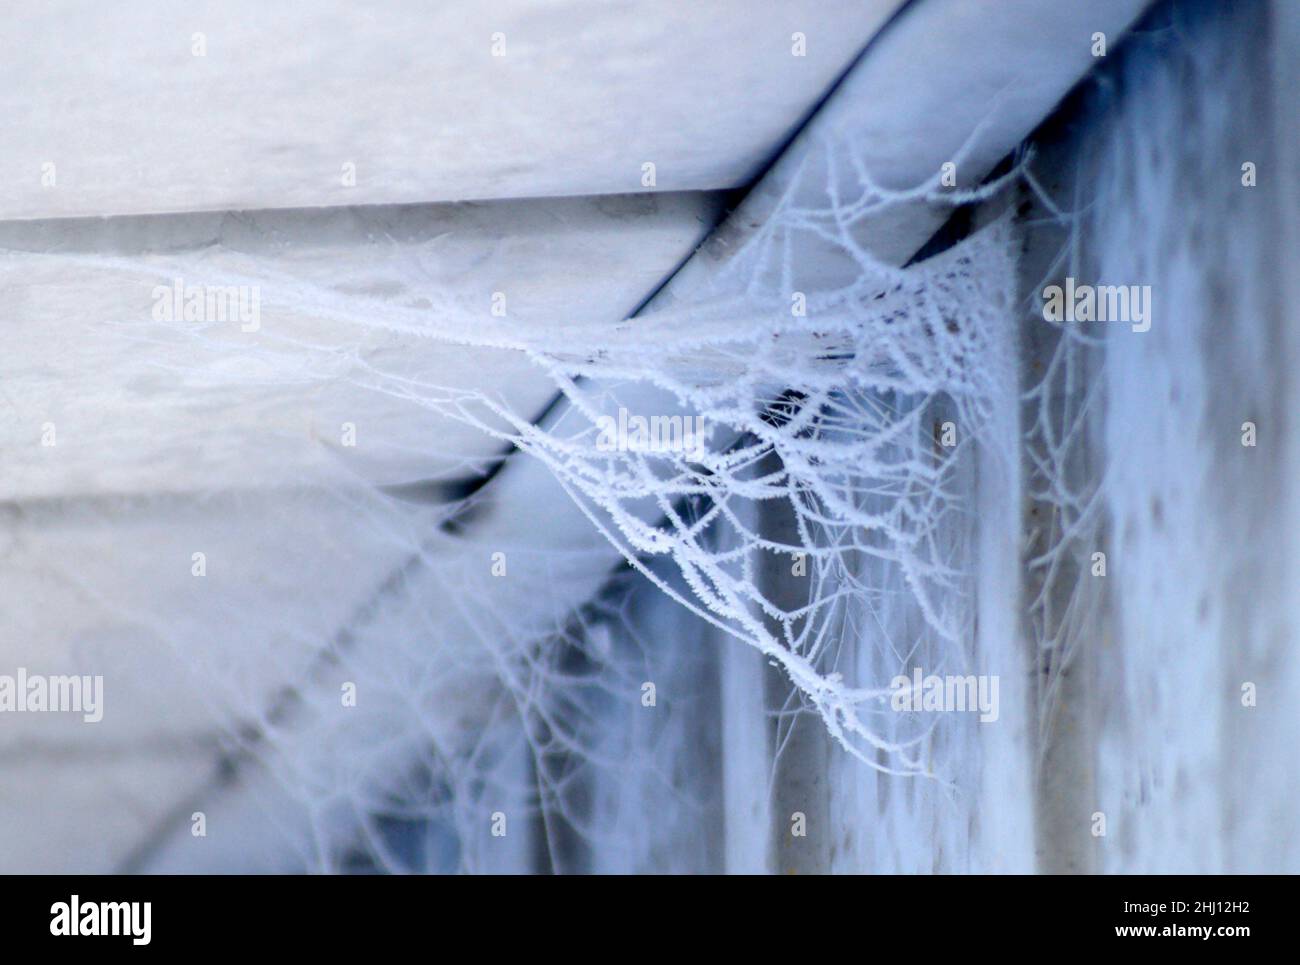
<box><xmin>0</xmin><ymin>193</ymin><xmax>721</xmax><ymax>500</ymax></box>
<box><xmin>0</xmin><ymin>1</ymin><xmax>898</xmax><ymax>220</ymax></box>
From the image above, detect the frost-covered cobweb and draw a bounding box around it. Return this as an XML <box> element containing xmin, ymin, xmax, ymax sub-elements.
<box><xmin>30</xmin><ymin>117</ymin><xmax>1023</xmax><ymax>870</ymax></box>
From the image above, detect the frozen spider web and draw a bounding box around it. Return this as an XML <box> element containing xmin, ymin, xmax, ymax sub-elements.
<box><xmin>20</xmin><ymin>118</ymin><xmax>1024</xmax><ymax>870</ymax></box>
